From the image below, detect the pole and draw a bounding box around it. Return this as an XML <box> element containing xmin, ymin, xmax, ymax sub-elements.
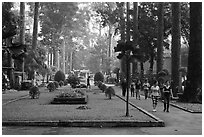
<box><xmin>125</xmin><ymin>2</ymin><xmax>130</xmax><ymax>117</ymax></box>
<box><xmin>126</xmin><ymin>54</ymin><xmax>130</xmax><ymax>117</ymax></box>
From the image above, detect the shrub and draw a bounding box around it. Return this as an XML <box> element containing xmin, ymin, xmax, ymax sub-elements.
<box><xmin>47</xmin><ymin>82</ymin><xmax>55</xmax><ymax>92</ymax></box>
<box><xmin>100</xmin><ymin>84</ymin><xmax>107</xmax><ymax>92</ymax></box>
<box><xmin>107</xmin><ymin>77</ymin><xmax>116</xmax><ymax>84</ymax></box>
<box><xmin>59</xmin><ymin>81</ymin><xmax>64</xmax><ymax>87</ymax></box>
<box><xmin>94</xmin><ymin>72</ymin><xmax>104</xmax><ymax>83</ymax></box>
<box><xmin>67</xmin><ymin>75</ymin><xmax>80</xmax><ymax>88</ymax></box>
<box><xmin>29</xmin><ymin>86</ymin><xmax>40</xmax><ymax>99</ymax></box>
<box><xmin>53</xmin><ymin>81</ymin><xmax>59</xmax><ymax>89</ymax></box>
<box><xmin>105</xmin><ymin>86</ymin><xmax>115</xmax><ymax>99</ymax></box>
<box><xmin>97</xmin><ymin>81</ymin><xmax>103</xmax><ymax>89</ymax></box>
<box><xmin>54</xmin><ymin>70</ymin><xmax>65</xmax><ymax>82</ymax></box>
<box><xmin>21</xmin><ymin>81</ymin><xmax>32</xmax><ymax>90</ymax></box>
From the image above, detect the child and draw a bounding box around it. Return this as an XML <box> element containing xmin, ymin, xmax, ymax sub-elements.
<box><xmin>130</xmin><ymin>83</ymin><xmax>135</xmax><ymax>97</ymax></box>
<box><xmin>150</xmin><ymin>80</ymin><xmax>160</xmax><ymax>112</ymax></box>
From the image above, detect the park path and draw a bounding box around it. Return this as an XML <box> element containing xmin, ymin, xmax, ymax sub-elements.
<box><xmin>108</xmin><ymin>84</ymin><xmax>202</xmax><ymax>135</ymax></box>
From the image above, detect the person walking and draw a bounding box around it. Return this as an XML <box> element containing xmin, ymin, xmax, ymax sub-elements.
<box><xmin>130</xmin><ymin>83</ymin><xmax>135</xmax><ymax>97</ymax></box>
<box><xmin>150</xmin><ymin>80</ymin><xmax>160</xmax><ymax>112</ymax></box>
<box><xmin>121</xmin><ymin>79</ymin><xmax>127</xmax><ymax>97</ymax></box>
<box><xmin>135</xmin><ymin>79</ymin><xmax>142</xmax><ymax>99</ymax></box>
<box><xmin>143</xmin><ymin>79</ymin><xmax>150</xmax><ymax>99</ymax></box>
<box><xmin>87</xmin><ymin>76</ymin><xmax>91</xmax><ymax>89</ymax></box>
<box><xmin>163</xmin><ymin>80</ymin><xmax>173</xmax><ymax>112</ymax></box>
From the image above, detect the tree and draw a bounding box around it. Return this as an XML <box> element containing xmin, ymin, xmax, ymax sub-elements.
<box><xmin>182</xmin><ymin>2</ymin><xmax>202</xmax><ymax>102</ymax></box>
<box><xmin>157</xmin><ymin>2</ymin><xmax>164</xmax><ymax>74</ymax></box>
<box><xmin>19</xmin><ymin>2</ymin><xmax>25</xmax><ymax>81</ymax></box>
<box><xmin>171</xmin><ymin>2</ymin><xmax>181</xmax><ymax>96</ymax></box>
<box><xmin>2</xmin><ymin>2</ymin><xmax>18</xmax><ymax>88</ymax></box>
<box><xmin>39</xmin><ymin>2</ymin><xmax>78</xmax><ymax>68</ymax></box>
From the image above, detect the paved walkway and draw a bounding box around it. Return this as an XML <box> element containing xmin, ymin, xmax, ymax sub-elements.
<box><xmin>110</xmin><ymin>85</ymin><xmax>202</xmax><ymax>134</ymax></box>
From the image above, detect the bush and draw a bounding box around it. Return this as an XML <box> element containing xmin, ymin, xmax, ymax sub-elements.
<box><xmin>54</xmin><ymin>70</ymin><xmax>65</xmax><ymax>82</ymax></box>
<box><xmin>53</xmin><ymin>81</ymin><xmax>59</xmax><ymax>89</ymax></box>
<box><xmin>105</xmin><ymin>86</ymin><xmax>115</xmax><ymax>99</ymax></box>
<box><xmin>21</xmin><ymin>81</ymin><xmax>32</xmax><ymax>90</ymax></box>
<box><xmin>29</xmin><ymin>86</ymin><xmax>40</xmax><ymax>99</ymax></box>
<box><xmin>59</xmin><ymin>81</ymin><xmax>64</xmax><ymax>87</ymax></box>
<box><xmin>107</xmin><ymin>77</ymin><xmax>116</xmax><ymax>84</ymax></box>
<box><xmin>94</xmin><ymin>72</ymin><xmax>104</xmax><ymax>83</ymax></box>
<box><xmin>47</xmin><ymin>82</ymin><xmax>55</xmax><ymax>92</ymax></box>
<box><xmin>97</xmin><ymin>81</ymin><xmax>103</xmax><ymax>89</ymax></box>
<box><xmin>100</xmin><ymin>84</ymin><xmax>107</xmax><ymax>92</ymax></box>
<box><xmin>67</xmin><ymin>75</ymin><xmax>80</xmax><ymax>88</ymax></box>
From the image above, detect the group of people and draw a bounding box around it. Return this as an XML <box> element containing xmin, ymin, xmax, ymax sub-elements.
<box><xmin>123</xmin><ymin>78</ymin><xmax>173</xmax><ymax>112</ymax></box>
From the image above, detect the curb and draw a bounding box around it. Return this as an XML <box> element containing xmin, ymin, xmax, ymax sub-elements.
<box><xmin>158</xmin><ymin>100</ymin><xmax>202</xmax><ymax>113</ymax></box>
<box><xmin>115</xmin><ymin>94</ymin><xmax>165</xmax><ymax>127</ymax></box>
<box><xmin>2</xmin><ymin>95</ymin><xmax>29</xmax><ymax>106</ymax></box>
<box><xmin>169</xmin><ymin>102</ymin><xmax>202</xmax><ymax>113</ymax></box>
<box><xmin>2</xmin><ymin>119</ymin><xmax>164</xmax><ymax>127</ymax></box>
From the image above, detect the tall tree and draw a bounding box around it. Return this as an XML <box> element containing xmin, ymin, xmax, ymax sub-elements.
<box><xmin>171</xmin><ymin>2</ymin><xmax>181</xmax><ymax>95</ymax></box>
<box><xmin>32</xmin><ymin>2</ymin><xmax>39</xmax><ymax>50</ymax></box>
<box><xmin>132</xmin><ymin>2</ymin><xmax>139</xmax><ymax>76</ymax></box>
<box><xmin>19</xmin><ymin>2</ymin><xmax>25</xmax><ymax>81</ymax></box>
<box><xmin>182</xmin><ymin>2</ymin><xmax>202</xmax><ymax>102</ymax></box>
<box><xmin>157</xmin><ymin>2</ymin><xmax>164</xmax><ymax>74</ymax></box>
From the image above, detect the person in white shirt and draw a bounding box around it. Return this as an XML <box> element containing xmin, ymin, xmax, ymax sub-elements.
<box><xmin>142</xmin><ymin>79</ymin><xmax>150</xmax><ymax>99</ymax></box>
<box><xmin>150</xmin><ymin>80</ymin><xmax>160</xmax><ymax>112</ymax></box>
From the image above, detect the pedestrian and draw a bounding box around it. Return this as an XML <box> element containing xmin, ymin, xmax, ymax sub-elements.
<box><xmin>130</xmin><ymin>83</ymin><xmax>135</xmax><ymax>97</ymax></box>
<box><xmin>150</xmin><ymin>80</ymin><xmax>160</xmax><ymax>112</ymax></box>
<box><xmin>143</xmin><ymin>79</ymin><xmax>150</xmax><ymax>99</ymax></box>
<box><xmin>121</xmin><ymin>79</ymin><xmax>127</xmax><ymax>97</ymax></box>
<box><xmin>163</xmin><ymin>80</ymin><xmax>173</xmax><ymax>112</ymax></box>
<box><xmin>135</xmin><ymin>79</ymin><xmax>142</xmax><ymax>99</ymax></box>
<box><xmin>87</xmin><ymin>76</ymin><xmax>91</xmax><ymax>89</ymax></box>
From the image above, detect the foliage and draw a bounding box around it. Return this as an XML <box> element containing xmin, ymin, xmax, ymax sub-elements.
<box><xmin>59</xmin><ymin>81</ymin><xmax>64</xmax><ymax>87</ymax></box>
<box><xmin>2</xmin><ymin>2</ymin><xmax>18</xmax><ymax>39</ymax></box>
<box><xmin>54</xmin><ymin>70</ymin><xmax>65</xmax><ymax>82</ymax></box>
<box><xmin>94</xmin><ymin>72</ymin><xmax>104</xmax><ymax>82</ymax></box>
<box><xmin>67</xmin><ymin>74</ymin><xmax>80</xmax><ymax>88</ymax></box>
<box><xmin>53</xmin><ymin>81</ymin><xmax>59</xmax><ymax>89</ymax></box>
<box><xmin>107</xmin><ymin>77</ymin><xmax>116</xmax><ymax>84</ymax></box>
<box><xmin>105</xmin><ymin>86</ymin><xmax>115</xmax><ymax>99</ymax></box>
<box><xmin>21</xmin><ymin>81</ymin><xmax>32</xmax><ymax>90</ymax></box>
<box><xmin>57</xmin><ymin>89</ymin><xmax>85</xmax><ymax>98</ymax></box>
<box><xmin>47</xmin><ymin>82</ymin><xmax>55</xmax><ymax>92</ymax></box>
<box><xmin>99</xmin><ymin>83</ymin><xmax>107</xmax><ymax>92</ymax></box>
<box><xmin>29</xmin><ymin>86</ymin><xmax>40</xmax><ymax>99</ymax></box>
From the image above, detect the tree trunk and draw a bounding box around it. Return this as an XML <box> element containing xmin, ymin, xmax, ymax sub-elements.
<box><xmin>20</xmin><ymin>2</ymin><xmax>25</xmax><ymax>81</ymax></box>
<box><xmin>157</xmin><ymin>2</ymin><xmax>164</xmax><ymax>74</ymax></box>
<box><xmin>119</xmin><ymin>2</ymin><xmax>126</xmax><ymax>77</ymax></box>
<box><xmin>32</xmin><ymin>2</ymin><xmax>39</xmax><ymax>50</ymax></box>
<box><xmin>182</xmin><ymin>2</ymin><xmax>202</xmax><ymax>102</ymax></box>
<box><xmin>7</xmin><ymin>38</ymin><xmax>15</xmax><ymax>88</ymax></box>
<box><xmin>149</xmin><ymin>51</ymin><xmax>154</xmax><ymax>73</ymax></box>
<box><xmin>132</xmin><ymin>2</ymin><xmax>138</xmax><ymax>76</ymax></box>
<box><xmin>171</xmin><ymin>2</ymin><xmax>181</xmax><ymax>96</ymax></box>
<box><xmin>140</xmin><ymin>62</ymin><xmax>144</xmax><ymax>78</ymax></box>
<box><xmin>31</xmin><ymin>2</ymin><xmax>39</xmax><ymax>80</ymax></box>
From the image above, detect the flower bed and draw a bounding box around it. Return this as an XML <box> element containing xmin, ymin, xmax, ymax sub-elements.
<box><xmin>51</xmin><ymin>89</ymin><xmax>88</xmax><ymax>104</ymax></box>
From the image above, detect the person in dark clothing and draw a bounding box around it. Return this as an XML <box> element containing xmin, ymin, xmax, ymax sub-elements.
<box><xmin>135</xmin><ymin>79</ymin><xmax>142</xmax><ymax>99</ymax></box>
<box><xmin>163</xmin><ymin>80</ymin><xmax>173</xmax><ymax>112</ymax></box>
<box><xmin>87</xmin><ymin>76</ymin><xmax>91</xmax><ymax>89</ymax></box>
<box><xmin>121</xmin><ymin>79</ymin><xmax>127</xmax><ymax>97</ymax></box>
<box><xmin>130</xmin><ymin>83</ymin><xmax>135</xmax><ymax>97</ymax></box>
